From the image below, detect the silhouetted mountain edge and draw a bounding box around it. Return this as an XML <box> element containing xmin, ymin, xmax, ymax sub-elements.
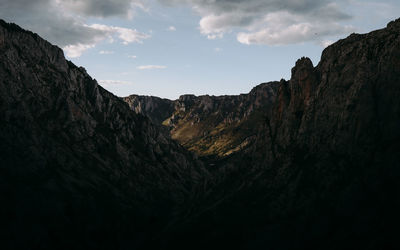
<box><xmin>0</xmin><ymin>18</ymin><xmax>205</xmax><ymax>250</ymax></box>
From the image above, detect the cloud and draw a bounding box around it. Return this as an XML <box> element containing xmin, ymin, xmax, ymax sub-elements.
<box><xmin>0</xmin><ymin>0</ymin><xmax>108</xmax><ymax>46</ymax></box>
<box><xmin>64</xmin><ymin>44</ymin><xmax>96</xmax><ymax>58</ymax></box>
<box><xmin>88</xmin><ymin>24</ymin><xmax>150</xmax><ymax>45</ymax></box>
<box><xmin>128</xmin><ymin>55</ymin><xmax>138</xmax><ymax>59</ymax></box>
<box><xmin>161</xmin><ymin>0</ymin><xmax>354</xmax><ymax>45</ymax></box>
<box><xmin>206</xmin><ymin>33</ymin><xmax>223</xmax><ymax>40</ymax></box>
<box><xmin>0</xmin><ymin>0</ymin><xmax>149</xmax><ymax>58</ymax></box>
<box><xmin>214</xmin><ymin>47</ymin><xmax>222</xmax><ymax>52</ymax></box>
<box><xmin>59</xmin><ymin>23</ymin><xmax>150</xmax><ymax>57</ymax></box>
<box><xmin>236</xmin><ymin>11</ymin><xmax>354</xmax><ymax>45</ymax></box>
<box><xmin>137</xmin><ymin>65</ymin><xmax>167</xmax><ymax>70</ymax></box>
<box><xmin>99</xmin><ymin>50</ymin><xmax>115</xmax><ymax>55</ymax></box>
<box><xmin>59</xmin><ymin>0</ymin><xmax>146</xmax><ymax>18</ymax></box>
<box><xmin>320</xmin><ymin>40</ymin><xmax>334</xmax><ymax>48</ymax></box>
<box><xmin>167</xmin><ymin>26</ymin><xmax>177</xmax><ymax>31</ymax></box>
<box><xmin>99</xmin><ymin>80</ymin><xmax>134</xmax><ymax>85</ymax></box>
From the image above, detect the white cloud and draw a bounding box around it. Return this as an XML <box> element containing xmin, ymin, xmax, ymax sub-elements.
<box><xmin>0</xmin><ymin>0</ymin><xmax>150</xmax><ymax>58</ymax></box>
<box><xmin>198</xmin><ymin>12</ymin><xmax>251</xmax><ymax>39</ymax></box>
<box><xmin>128</xmin><ymin>55</ymin><xmax>137</xmax><ymax>59</ymax></box>
<box><xmin>137</xmin><ymin>65</ymin><xmax>167</xmax><ymax>70</ymax></box>
<box><xmin>167</xmin><ymin>26</ymin><xmax>177</xmax><ymax>31</ymax></box>
<box><xmin>64</xmin><ymin>43</ymin><xmax>95</xmax><ymax>58</ymax></box>
<box><xmin>3</xmin><ymin>0</ymin><xmax>397</xmax><ymax>55</ymax></box>
<box><xmin>99</xmin><ymin>50</ymin><xmax>114</xmax><ymax>54</ymax></box>
<box><xmin>89</xmin><ymin>24</ymin><xmax>151</xmax><ymax>45</ymax></box>
<box><xmin>206</xmin><ymin>33</ymin><xmax>223</xmax><ymax>40</ymax></box>
<box><xmin>236</xmin><ymin>11</ymin><xmax>354</xmax><ymax>45</ymax></box>
<box><xmin>99</xmin><ymin>80</ymin><xmax>134</xmax><ymax>85</ymax></box>
<box><xmin>117</xmin><ymin>27</ymin><xmax>150</xmax><ymax>44</ymax></box>
<box><xmin>161</xmin><ymin>0</ymin><xmax>354</xmax><ymax>45</ymax></box>
<box><xmin>61</xmin><ymin>24</ymin><xmax>151</xmax><ymax>57</ymax></box>
<box><xmin>214</xmin><ymin>47</ymin><xmax>222</xmax><ymax>52</ymax></box>
<box><xmin>320</xmin><ymin>40</ymin><xmax>334</xmax><ymax>48</ymax></box>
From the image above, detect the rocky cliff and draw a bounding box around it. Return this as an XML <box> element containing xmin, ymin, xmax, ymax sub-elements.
<box><xmin>123</xmin><ymin>95</ymin><xmax>176</xmax><ymax>125</ymax></box>
<box><xmin>124</xmin><ymin>81</ymin><xmax>280</xmax><ymax>159</ymax></box>
<box><xmin>160</xmin><ymin>19</ymin><xmax>400</xmax><ymax>250</ymax></box>
<box><xmin>0</xmin><ymin>19</ymin><xmax>205</xmax><ymax>250</ymax></box>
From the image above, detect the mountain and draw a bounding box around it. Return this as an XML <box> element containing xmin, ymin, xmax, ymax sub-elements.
<box><xmin>123</xmin><ymin>95</ymin><xmax>176</xmax><ymax>125</ymax></box>
<box><xmin>124</xmin><ymin>81</ymin><xmax>280</xmax><ymax>160</ymax></box>
<box><xmin>0</xmin><ymin>20</ymin><xmax>206</xmax><ymax>250</ymax></box>
<box><xmin>1</xmin><ymin>17</ymin><xmax>400</xmax><ymax>250</ymax></box>
<box><xmin>126</xmin><ymin>19</ymin><xmax>400</xmax><ymax>249</ymax></box>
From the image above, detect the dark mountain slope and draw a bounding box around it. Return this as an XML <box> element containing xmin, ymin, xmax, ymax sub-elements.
<box><xmin>0</xmin><ymin>20</ymin><xmax>205</xmax><ymax>250</ymax></box>
<box><xmin>124</xmin><ymin>82</ymin><xmax>280</xmax><ymax>159</ymax></box>
<box><xmin>123</xmin><ymin>95</ymin><xmax>176</xmax><ymax>125</ymax></box>
<box><xmin>162</xmin><ymin>19</ymin><xmax>400</xmax><ymax>249</ymax></box>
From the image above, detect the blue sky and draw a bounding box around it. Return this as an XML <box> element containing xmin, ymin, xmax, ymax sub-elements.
<box><xmin>1</xmin><ymin>0</ymin><xmax>399</xmax><ymax>99</ymax></box>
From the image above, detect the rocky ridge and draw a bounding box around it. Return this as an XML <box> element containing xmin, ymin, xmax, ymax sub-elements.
<box><xmin>124</xmin><ymin>81</ymin><xmax>280</xmax><ymax>158</ymax></box>
<box><xmin>0</xmin><ymin>19</ymin><xmax>205</xmax><ymax>250</ymax></box>
<box><xmin>164</xmin><ymin>18</ymin><xmax>400</xmax><ymax>250</ymax></box>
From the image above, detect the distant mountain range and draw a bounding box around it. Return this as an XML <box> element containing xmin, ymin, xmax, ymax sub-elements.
<box><xmin>1</xmin><ymin>18</ymin><xmax>400</xmax><ymax>250</ymax></box>
<box><xmin>124</xmin><ymin>81</ymin><xmax>279</xmax><ymax>160</ymax></box>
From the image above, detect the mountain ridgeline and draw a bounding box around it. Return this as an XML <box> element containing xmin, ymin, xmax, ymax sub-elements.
<box><xmin>1</xmin><ymin>18</ymin><xmax>400</xmax><ymax>250</ymax></box>
<box><xmin>124</xmin><ymin>81</ymin><xmax>280</xmax><ymax>159</ymax></box>
<box><xmin>0</xmin><ymin>19</ymin><xmax>206</xmax><ymax>249</ymax></box>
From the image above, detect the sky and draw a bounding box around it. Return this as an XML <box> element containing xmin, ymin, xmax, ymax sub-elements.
<box><xmin>1</xmin><ymin>0</ymin><xmax>399</xmax><ymax>99</ymax></box>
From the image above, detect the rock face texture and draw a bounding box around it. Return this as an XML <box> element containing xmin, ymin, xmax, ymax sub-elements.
<box><xmin>0</xmin><ymin>20</ymin><xmax>205</xmax><ymax>249</ymax></box>
<box><xmin>123</xmin><ymin>95</ymin><xmax>176</xmax><ymax>125</ymax></box>
<box><xmin>124</xmin><ymin>82</ymin><xmax>280</xmax><ymax>158</ymax></box>
<box><xmin>163</xmin><ymin>19</ymin><xmax>400</xmax><ymax>250</ymax></box>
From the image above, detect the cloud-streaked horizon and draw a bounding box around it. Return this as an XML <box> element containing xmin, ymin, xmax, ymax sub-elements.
<box><xmin>0</xmin><ymin>0</ymin><xmax>356</xmax><ymax>57</ymax></box>
<box><xmin>2</xmin><ymin>0</ymin><xmax>397</xmax><ymax>58</ymax></box>
<box><xmin>1</xmin><ymin>0</ymin><xmax>399</xmax><ymax>100</ymax></box>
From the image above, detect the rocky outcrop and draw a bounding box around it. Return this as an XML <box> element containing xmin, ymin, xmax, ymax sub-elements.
<box><xmin>162</xmin><ymin>18</ymin><xmax>400</xmax><ymax>250</ymax></box>
<box><xmin>123</xmin><ymin>95</ymin><xmax>175</xmax><ymax>125</ymax></box>
<box><xmin>0</xmin><ymin>19</ymin><xmax>205</xmax><ymax>250</ymax></box>
<box><xmin>124</xmin><ymin>82</ymin><xmax>280</xmax><ymax>158</ymax></box>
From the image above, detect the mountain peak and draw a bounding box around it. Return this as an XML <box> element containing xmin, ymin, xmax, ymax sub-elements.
<box><xmin>387</xmin><ymin>17</ymin><xmax>400</xmax><ymax>29</ymax></box>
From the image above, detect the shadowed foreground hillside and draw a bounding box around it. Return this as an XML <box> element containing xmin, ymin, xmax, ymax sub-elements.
<box><xmin>0</xmin><ymin>19</ymin><xmax>205</xmax><ymax>250</ymax></box>
<box><xmin>1</xmin><ymin>18</ymin><xmax>400</xmax><ymax>250</ymax></box>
